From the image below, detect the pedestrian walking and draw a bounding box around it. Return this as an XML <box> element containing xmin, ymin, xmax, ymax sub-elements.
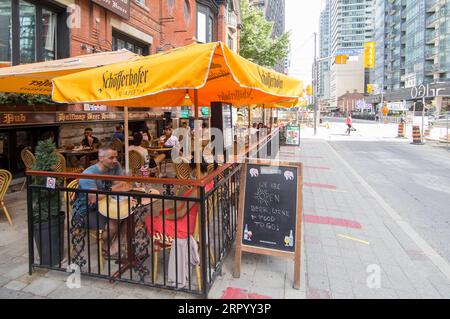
<box><xmin>346</xmin><ymin>113</ymin><xmax>353</xmax><ymax>135</ymax></box>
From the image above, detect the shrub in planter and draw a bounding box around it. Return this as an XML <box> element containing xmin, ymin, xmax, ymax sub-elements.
<box><xmin>31</xmin><ymin>138</ymin><xmax>65</xmax><ymax>266</ymax></box>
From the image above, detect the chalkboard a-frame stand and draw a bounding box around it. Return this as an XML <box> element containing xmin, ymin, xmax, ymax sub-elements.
<box><xmin>233</xmin><ymin>159</ymin><xmax>303</xmax><ymax>289</ymax></box>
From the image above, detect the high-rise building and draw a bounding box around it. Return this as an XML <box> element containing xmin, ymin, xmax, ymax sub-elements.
<box><xmin>370</xmin><ymin>0</ymin><xmax>450</xmax><ymax>114</ymax></box>
<box><xmin>249</xmin><ymin>0</ymin><xmax>286</xmax><ymax>72</ymax></box>
<box><xmin>328</xmin><ymin>0</ymin><xmax>375</xmax><ymax>108</ymax></box>
<box><xmin>319</xmin><ymin>0</ymin><xmax>331</xmax><ymax>100</ymax></box>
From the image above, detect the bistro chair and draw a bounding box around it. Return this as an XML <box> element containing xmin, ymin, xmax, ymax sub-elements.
<box><xmin>65</xmin><ymin>179</ymin><xmax>104</xmax><ymax>273</ymax></box>
<box><xmin>20</xmin><ymin>148</ymin><xmax>36</xmax><ymax>191</ymax></box>
<box><xmin>174</xmin><ymin>162</ymin><xmax>192</xmax><ymax>180</ymax></box>
<box><xmin>128</xmin><ymin>150</ymin><xmax>145</xmax><ymax>176</ymax></box>
<box><xmin>112</xmin><ymin>139</ymin><xmax>124</xmax><ymax>165</ymax></box>
<box><xmin>55</xmin><ymin>153</ymin><xmax>83</xmax><ymax>186</ymax></box>
<box><xmin>0</xmin><ymin>169</ymin><xmax>12</xmax><ymax>225</ymax></box>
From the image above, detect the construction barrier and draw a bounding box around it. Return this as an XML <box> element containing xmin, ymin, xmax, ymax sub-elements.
<box><xmin>397</xmin><ymin>123</ymin><xmax>405</xmax><ymax>138</ymax></box>
<box><xmin>411</xmin><ymin>125</ymin><xmax>424</xmax><ymax>145</ymax></box>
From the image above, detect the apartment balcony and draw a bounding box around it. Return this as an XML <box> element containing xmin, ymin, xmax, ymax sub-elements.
<box><xmin>426</xmin><ymin>30</ymin><xmax>439</xmax><ymax>44</ymax></box>
<box><xmin>226</xmin><ymin>11</ymin><xmax>238</xmax><ymax>30</ymax></box>
<box><xmin>426</xmin><ymin>13</ymin><xmax>439</xmax><ymax>29</ymax></box>
<box><xmin>426</xmin><ymin>1</ymin><xmax>439</xmax><ymax>13</ymax></box>
<box><xmin>425</xmin><ymin>47</ymin><xmax>438</xmax><ymax>60</ymax></box>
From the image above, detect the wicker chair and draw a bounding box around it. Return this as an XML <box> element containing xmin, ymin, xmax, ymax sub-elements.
<box><xmin>128</xmin><ymin>150</ymin><xmax>145</xmax><ymax>176</ymax></box>
<box><xmin>20</xmin><ymin>148</ymin><xmax>36</xmax><ymax>191</ymax></box>
<box><xmin>54</xmin><ymin>153</ymin><xmax>83</xmax><ymax>186</ymax></box>
<box><xmin>65</xmin><ymin>179</ymin><xmax>104</xmax><ymax>273</ymax></box>
<box><xmin>112</xmin><ymin>139</ymin><xmax>124</xmax><ymax>165</ymax></box>
<box><xmin>174</xmin><ymin>162</ymin><xmax>192</xmax><ymax>180</ymax></box>
<box><xmin>0</xmin><ymin>169</ymin><xmax>12</xmax><ymax>225</ymax></box>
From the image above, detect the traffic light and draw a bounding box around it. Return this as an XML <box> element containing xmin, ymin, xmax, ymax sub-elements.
<box><xmin>335</xmin><ymin>54</ymin><xmax>348</xmax><ymax>65</ymax></box>
<box><xmin>364</xmin><ymin>42</ymin><xmax>375</xmax><ymax>69</ymax></box>
<box><xmin>366</xmin><ymin>84</ymin><xmax>373</xmax><ymax>94</ymax></box>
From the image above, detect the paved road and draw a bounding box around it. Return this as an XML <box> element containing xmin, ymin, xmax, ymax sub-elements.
<box><xmin>328</xmin><ymin>139</ymin><xmax>450</xmax><ymax>262</ymax></box>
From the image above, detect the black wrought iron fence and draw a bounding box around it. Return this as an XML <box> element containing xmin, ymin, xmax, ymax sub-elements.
<box><xmin>26</xmin><ymin>164</ymin><xmax>241</xmax><ymax>297</ymax></box>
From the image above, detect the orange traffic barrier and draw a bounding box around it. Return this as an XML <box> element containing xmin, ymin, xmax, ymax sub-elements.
<box><xmin>397</xmin><ymin>123</ymin><xmax>405</xmax><ymax>138</ymax></box>
<box><xmin>411</xmin><ymin>125</ymin><xmax>424</xmax><ymax>145</ymax></box>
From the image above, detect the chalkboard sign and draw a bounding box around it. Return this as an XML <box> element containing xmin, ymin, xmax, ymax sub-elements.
<box><xmin>234</xmin><ymin>160</ymin><xmax>303</xmax><ymax>289</ymax></box>
<box><xmin>242</xmin><ymin>164</ymin><xmax>297</xmax><ymax>252</ymax></box>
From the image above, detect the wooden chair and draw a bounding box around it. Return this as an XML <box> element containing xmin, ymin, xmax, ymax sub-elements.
<box><xmin>0</xmin><ymin>169</ymin><xmax>12</xmax><ymax>225</ymax></box>
<box><xmin>112</xmin><ymin>139</ymin><xmax>124</xmax><ymax>165</ymax></box>
<box><xmin>20</xmin><ymin>148</ymin><xmax>36</xmax><ymax>191</ymax></box>
<box><xmin>128</xmin><ymin>150</ymin><xmax>145</xmax><ymax>176</ymax></box>
<box><xmin>65</xmin><ymin>179</ymin><xmax>104</xmax><ymax>273</ymax></box>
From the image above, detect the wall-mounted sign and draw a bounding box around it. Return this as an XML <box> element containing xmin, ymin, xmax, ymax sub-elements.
<box><xmin>92</xmin><ymin>0</ymin><xmax>130</xmax><ymax>20</ymax></box>
<box><xmin>410</xmin><ymin>83</ymin><xmax>445</xmax><ymax>99</ymax></box>
<box><xmin>83</xmin><ymin>104</ymin><xmax>107</xmax><ymax>111</ymax></box>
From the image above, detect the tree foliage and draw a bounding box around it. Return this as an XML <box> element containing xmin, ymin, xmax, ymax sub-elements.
<box><xmin>239</xmin><ymin>0</ymin><xmax>290</xmax><ymax>69</ymax></box>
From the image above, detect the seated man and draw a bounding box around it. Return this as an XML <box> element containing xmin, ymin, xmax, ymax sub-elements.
<box><xmin>112</xmin><ymin>124</ymin><xmax>125</xmax><ymax>142</ymax></box>
<box><xmin>72</xmin><ymin>144</ymin><xmax>129</xmax><ymax>259</ymax></box>
<box><xmin>81</xmin><ymin>128</ymin><xmax>100</xmax><ymax>148</ymax></box>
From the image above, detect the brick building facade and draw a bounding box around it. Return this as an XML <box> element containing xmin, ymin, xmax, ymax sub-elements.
<box><xmin>0</xmin><ymin>0</ymin><xmax>240</xmax><ymax>176</ymax></box>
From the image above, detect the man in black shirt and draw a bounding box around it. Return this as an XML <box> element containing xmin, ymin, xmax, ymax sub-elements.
<box><xmin>81</xmin><ymin>128</ymin><xmax>100</xmax><ymax>148</ymax></box>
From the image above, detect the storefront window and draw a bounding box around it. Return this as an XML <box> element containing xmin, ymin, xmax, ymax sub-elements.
<box><xmin>112</xmin><ymin>30</ymin><xmax>150</xmax><ymax>56</ymax></box>
<box><xmin>19</xmin><ymin>0</ymin><xmax>36</xmax><ymax>63</ymax></box>
<box><xmin>0</xmin><ymin>0</ymin><xmax>11</xmax><ymax>62</ymax></box>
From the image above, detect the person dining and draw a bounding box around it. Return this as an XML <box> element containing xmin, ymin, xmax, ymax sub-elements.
<box><xmin>159</xmin><ymin>126</ymin><xmax>179</xmax><ymax>147</ymax></box>
<box><xmin>112</xmin><ymin>124</ymin><xmax>125</xmax><ymax>142</ymax></box>
<box><xmin>72</xmin><ymin>144</ymin><xmax>130</xmax><ymax>260</ymax></box>
<box><xmin>81</xmin><ymin>128</ymin><xmax>100</xmax><ymax>149</ymax></box>
<box><xmin>129</xmin><ymin>132</ymin><xmax>150</xmax><ymax>167</ymax></box>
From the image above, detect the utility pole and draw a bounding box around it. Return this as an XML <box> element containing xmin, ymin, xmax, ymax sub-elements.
<box><xmin>313</xmin><ymin>32</ymin><xmax>318</xmax><ymax>136</ymax></box>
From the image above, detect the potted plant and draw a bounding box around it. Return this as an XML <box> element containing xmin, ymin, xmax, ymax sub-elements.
<box><xmin>31</xmin><ymin>138</ymin><xmax>65</xmax><ymax>266</ymax></box>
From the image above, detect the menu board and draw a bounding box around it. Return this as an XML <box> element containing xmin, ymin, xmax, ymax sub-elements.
<box><xmin>242</xmin><ymin>164</ymin><xmax>298</xmax><ymax>252</ymax></box>
<box><xmin>234</xmin><ymin>161</ymin><xmax>303</xmax><ymax>288</ymax></box>
<box><xmin>285</xmin><ymin>125</ymin><xmax>300</xmax><ymax>146</ymax></box>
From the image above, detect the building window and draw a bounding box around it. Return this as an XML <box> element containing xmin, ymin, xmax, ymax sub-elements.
<box><xmin>184</xmin><ymin>0</ymin><xmax>190</xmax><ymax>23</ymax></box>
<box><xmin>196</xmin><ymin>3</ymin><xmax>215</xmax><ymax>43</ymax></box>
<box><xmin>112</xmin><ymin>30</ymin><xmax>150</xmax><ymax>56</ymax></box>
<box><xmin>0</xmin><ymin>0</ymin><xmax>67</xmax><ymax>65</ymax></box>
<box><xmin>0</xmin><ymin>0</ymin><xmax>12</xmax><ymax>62</ymax></box>
<box><xmin>135</xmin><ymin>0</ymin><xmax>145</xmax><ymax>6</ymax></box>
<box><xmin>227</xmin><ymin>34</ymin><xmax>233</xmax><ymax>50</ymax></box>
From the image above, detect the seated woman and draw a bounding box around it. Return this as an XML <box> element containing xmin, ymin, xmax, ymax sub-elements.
<box><xmin>130</xmin><ymin>132</ymin><xmax>165</xmax><ymax>176</ymax></box>
<box><xmin>144</xmin><ymin>181</ymin><xmax>214</xmax><ymax>239</ymax></box>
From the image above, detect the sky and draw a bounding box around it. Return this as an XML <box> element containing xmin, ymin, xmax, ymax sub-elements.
<box><xmin>285</xmin><ymin>0</ymin><xmax>325</xmax><ymax>85</ymax></box>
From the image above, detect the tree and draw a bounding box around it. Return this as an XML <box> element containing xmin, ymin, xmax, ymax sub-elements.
<box><xmin>239</xmin><ymin>0</ymin><xmax>290</xmax><ymax>69</ymax></box>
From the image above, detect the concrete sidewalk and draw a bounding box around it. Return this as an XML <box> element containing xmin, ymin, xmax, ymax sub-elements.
<box><xmin>1</xmin><ymin>138</ymin><xmax>450</xmax><ymax>299</ymax></box>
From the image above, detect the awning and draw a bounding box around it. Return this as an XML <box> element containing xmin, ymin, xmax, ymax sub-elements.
<box><xmin>51</xmin><ymin>42</ymin><xmax>304</xmax><ymax>107</ymax></box>
<box><xmin>0</xmin><ymin>49</ymin><xmax>139</xmax><ymax>95</ymax></box>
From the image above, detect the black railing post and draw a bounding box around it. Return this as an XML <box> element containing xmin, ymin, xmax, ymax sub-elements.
<box><xmin>26</xmin><ymin>175</ymin><xmax>34</xmax><ymax>275</ymax></box>
<box><xmin>199</xmin><ymin>186</ymin><xmax>208</xmax><ymax>298</ymax></box>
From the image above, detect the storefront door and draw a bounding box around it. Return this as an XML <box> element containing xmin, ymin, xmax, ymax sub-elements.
<box><xmin>0</xmin><ymin>126</ymin><xmax>59</xmax><ymax>177</ymax></box>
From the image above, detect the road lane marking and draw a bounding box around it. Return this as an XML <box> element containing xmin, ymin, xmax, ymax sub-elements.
<box><xmin>327</xmin><ymin>141</ymin><xmax>450</xmax><ymax>282</ymax></box>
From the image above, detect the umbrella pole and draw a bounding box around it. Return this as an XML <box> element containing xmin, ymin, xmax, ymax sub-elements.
<box><xmin>124</xmin><ymin>106</ymin><xmax>130</xmax><ymax>175</ymax></box>
<box><xmin>194</xmin><ymin>90</ymin><xmax>201</xmax><ymax>179</ymax></box>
